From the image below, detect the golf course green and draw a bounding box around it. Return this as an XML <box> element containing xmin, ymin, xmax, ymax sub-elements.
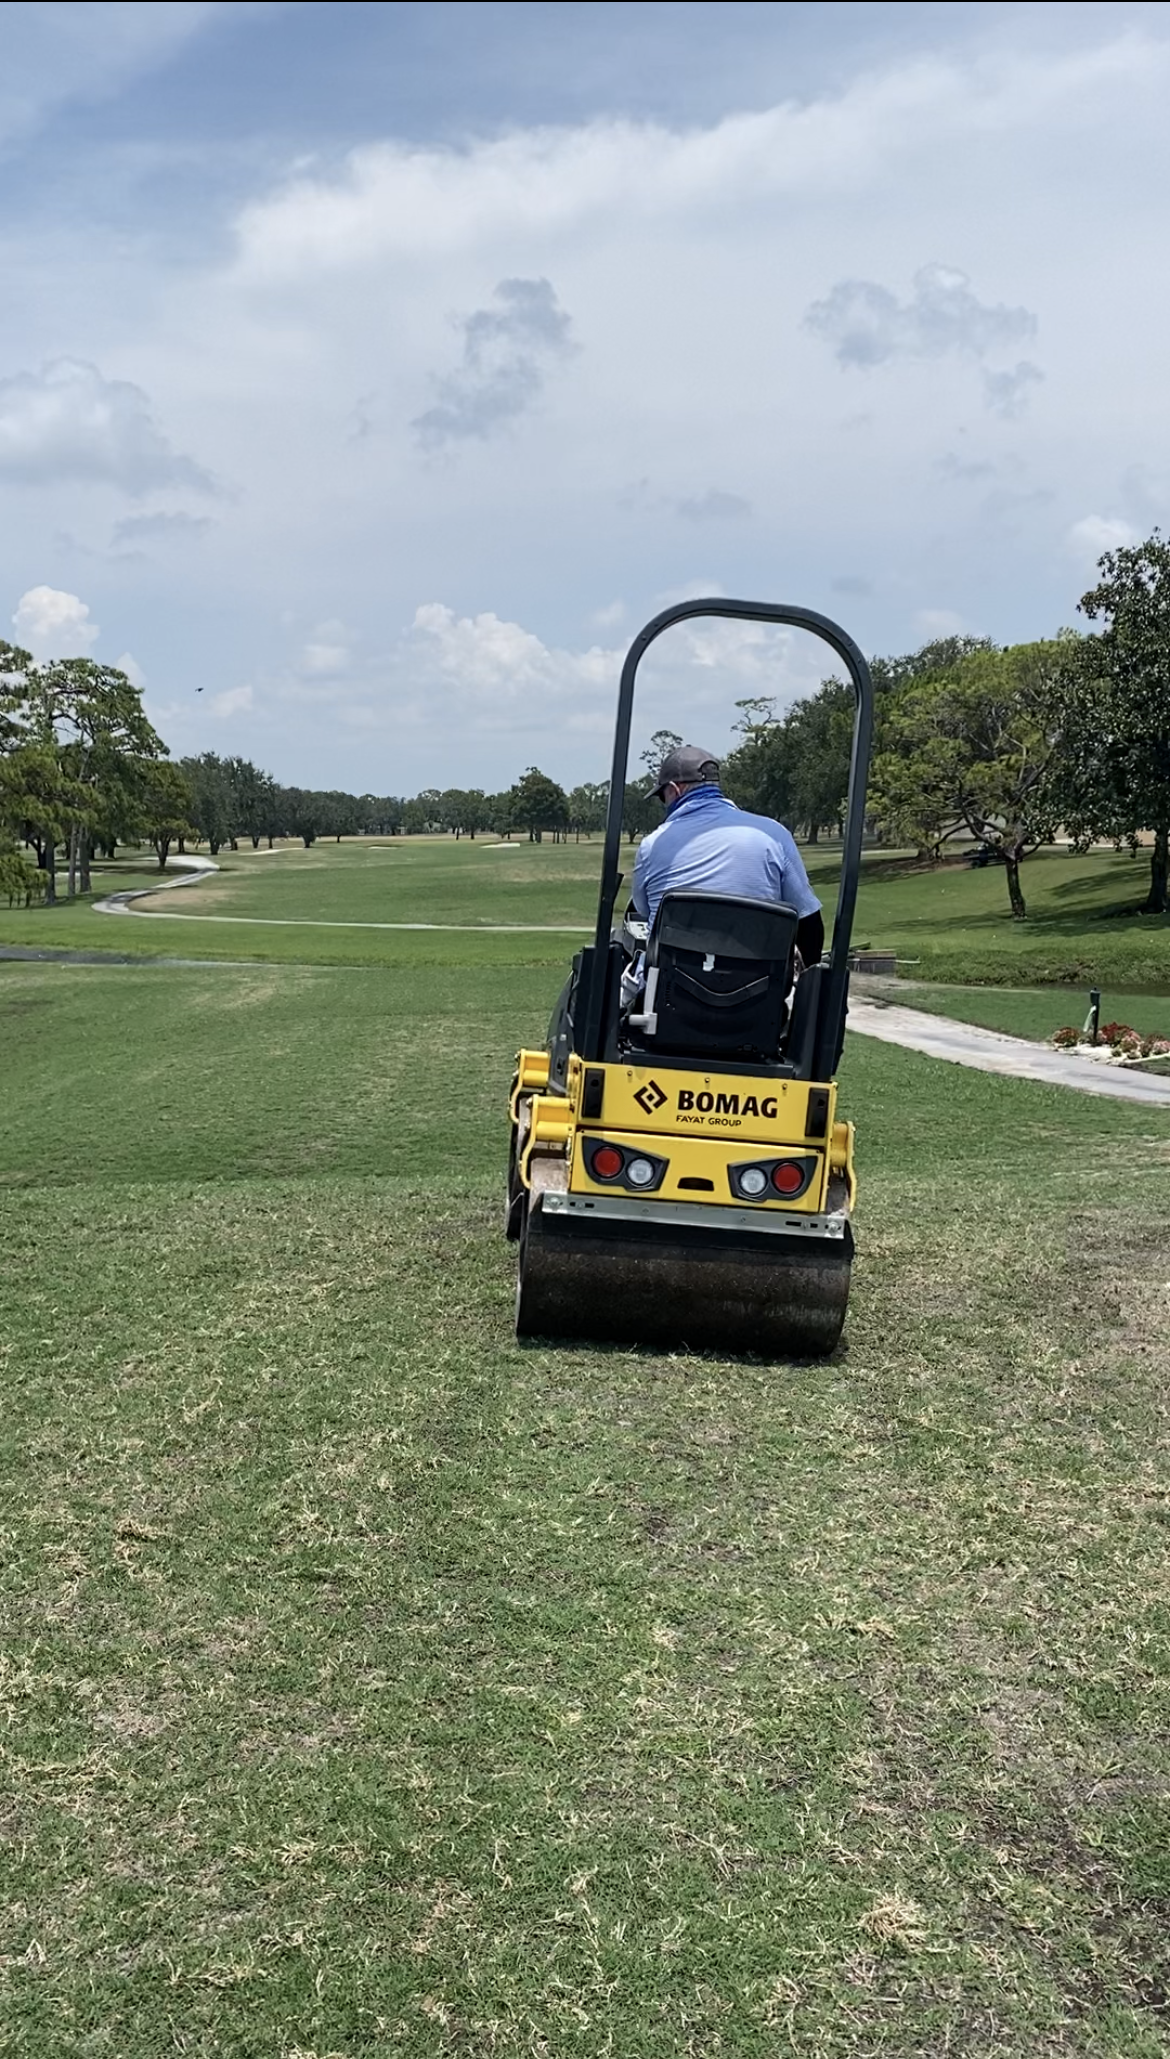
<box><xmin>2</xmin><ymin>837</ymin><xmax>1169</xmax><ymax>2056</ymax></box>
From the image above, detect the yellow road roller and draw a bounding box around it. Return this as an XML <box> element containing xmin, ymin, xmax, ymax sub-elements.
<box><xmin>506</xmin><ymin>597</ymin><xmax>874</xmax><ymax>1356</ymax></box>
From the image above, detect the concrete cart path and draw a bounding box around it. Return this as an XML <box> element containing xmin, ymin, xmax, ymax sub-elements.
<box><xmin>848</xmin><ymin>999</ymin><xmax>1170</xmax><ymax>1107</ymax></box>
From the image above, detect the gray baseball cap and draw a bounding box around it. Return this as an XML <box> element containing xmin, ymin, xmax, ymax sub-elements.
<box><xmin>653</xmin><ymin>743</ymin><xmax>721</xmax><ymax>799</ymax></box>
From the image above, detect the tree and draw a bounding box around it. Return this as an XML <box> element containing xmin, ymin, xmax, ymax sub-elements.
<box><xmin>0</xmin><ymin>836</ymin><xmax>40</xmax><ymax>905</ymax></box>
<box><xmin>181</xmin><ymin>753</ymin><xmax>234</xmax><ymax>854</ymax></box>
<box><xmin>1056</xmin><ymin>533</ymin><xmax>1170</xmax><ymax>914</ymax></box>
<box><xmin>723</xmin><ymin>683</ymin><xmax>852</xmax><ymax>838</ymax></box>
<box><xmin>621</xmin><ymin>780</ymin><xmax>658</xmax><ymax>840</ymax></box>
<box><xmin>508</xmin><ymin>767</ymin><xmax>569</xmax><ymax>842</ymax></box>
<box><xmin>0</xmin><ymin>742</ymin><xmax>88</xmax><ymax>905</ymax></box>
<box><xmin>133</xmin><ymin>760</ymin><xmax>195</xmax><ymax>869</ymax></box>
<box><xmin>868</xmin><ymin>641</ymin><xmax>1068</xmax><ymax>917</ymax></box>
<box><xmin>282</xmin><ymin>786</ymin><xmax>325</xmax><ymax>847</ymax></box>
<box><xmin>485</xmin><ymin>790</ymin><xmax>514</xmax><ymax>838</ymax></box>
<box><xmin>229</xmin><ymin>758</ymin><xmax>279</xmax><ymax>848</ymax></box>
<box><xmin>567</xmin><ymin>781</ymin><xmax>608</xmax><ymax>840</ymax></box>
<box><xmin>1</xmin><ymin>650</ymin><xmax>166</xmax><ymax>897</ymax></box>
<box><xmin>640</xmin><ymin>729</ymin><xmax>682</xmax><ymax>781</ymax></box>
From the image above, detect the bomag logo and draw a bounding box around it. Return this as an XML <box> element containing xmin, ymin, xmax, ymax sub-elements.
<box><xmin>677</xmin><ymin>1089</ymin><xmax>780</xmax><ymax>1118</ymax></box>
<box><xmin>633</xmin><ymin>1079</ymin><xmax>668</xmax><ymax>1115</ymax></box>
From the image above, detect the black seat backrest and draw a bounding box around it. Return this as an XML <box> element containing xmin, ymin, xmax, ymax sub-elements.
<box><xmin>628</xmin><ymin>892</ymin><xmax>799</xmax><ymax>1058</ymax></box>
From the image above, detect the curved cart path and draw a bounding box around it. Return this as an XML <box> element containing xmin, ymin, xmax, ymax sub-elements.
<box><xmin>848</xmin><ymin>998</ymin><xmax>1170</xmax><ymax>1108</ymax></box>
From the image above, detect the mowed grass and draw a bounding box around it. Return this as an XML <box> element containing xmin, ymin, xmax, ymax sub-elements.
<box><xmin>3</xmin><ymin>834</ymin><xmax>1170</xmax><ymax>987</ymax></box>
<box><xmin>0</xmin><ymin>839</ymin><xmax>600</xmax><ymax>968</ymax></box>
<box><xmin>4</xmin><ymin>925</ymin><xmax>1170</xmax><ymax>2054</ymax></box>
<box><xmin>849</xmin><ymin>847</ymin><xmax>1170</xmax><ymax>990</ymax></box>
<box><xmin>885</xmin><ymin>985</ymin><xmax>1170</xmax><ymax>1046</ymax></box>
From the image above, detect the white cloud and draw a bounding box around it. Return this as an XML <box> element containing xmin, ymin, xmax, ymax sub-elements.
<box><xmin>1067</xmin><ymin>515</ymin><xmax>1138</xmax><ymax>564</ymax></box>
<box><xmin>410</xmin><ymin>603</ymin><xmax>618</xmax><ymax>706</ymax></box>
<box><xmin>114</xmin><ymin>650</ymin><xmax>146</xmax><ymax>689</ymax></box>
<box><xmin>914</xmin><ymin>608</ymin><xmax>966</xmax><ymax>637</ymax></box>
<box><xmin>210</xmin><ymin>684</ymin><xmax>254</xmax><ymax>718</ymax></box>
<box><xmin>13</xmin><ymin>585</ymin><xmax>99</xmax><ymax>657</ymax></box>
<box><xmin>232</xmin><ymin>39</ymin><xmax>1162</xmax><ymax>276</ymax></box>
<box><xmin>299</xmin><ymin>622</ymin><xmax>354</xmax><ymax>676</ymax></box>
<box><xmin>0</xmin><ymin>360</ymin><xmax>215</xmax><ymax>495</ymax></box>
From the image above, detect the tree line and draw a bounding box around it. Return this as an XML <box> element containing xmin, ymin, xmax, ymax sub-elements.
<box><xmin>721</xmin><ymin>533</ymin><xmax>1170</xmax><ymax>919</ymax></box>
<box><xmin>4</xmin><ymin>532</ymin><xmax>1170</xmax><ymax>917</ymax></box>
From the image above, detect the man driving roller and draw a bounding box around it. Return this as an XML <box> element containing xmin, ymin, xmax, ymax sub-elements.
<box><xmin>630</xmin><ymin>743</ymin><xmax>825</xmax><ymax>967</ymax></box>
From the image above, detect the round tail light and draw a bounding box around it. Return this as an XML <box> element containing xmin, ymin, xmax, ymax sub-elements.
<box><xmin>771</xmin><ymin>1161</ymin><xmax>806</xmax><ymax>1195</ymax></box>
<box><xmin>738</xmin><ymin>1166</ymin><xmax>768</xmax><ymax>1198</ymax></box>
<box><xmin>592</xmin><ymin>1145</ymin><xmax>624</xmax><ymax>1179</ymax></box>
<box><xmin>626</xmin><ymin>1156</ymin><xmax>656</xmax><ymax>1188</ymax></box>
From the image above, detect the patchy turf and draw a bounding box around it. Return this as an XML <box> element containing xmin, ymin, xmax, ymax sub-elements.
<box><xmin>2</xmin><ymin>951</ymin><xmax>1170</xmax><ymax>2054</ymax></box>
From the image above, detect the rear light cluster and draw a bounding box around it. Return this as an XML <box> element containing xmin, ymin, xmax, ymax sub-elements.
<box><xmin>584</xmin><ymin>1138</ymin><xmax>816</xmax><ymax>1204</ymax></box>
<box><xmin>729</xmin><ymin>1156</ymin><xmax>816</xmax><ymax>1203</ymax></box>
<box><xmin>585</xmin><ymin>1139</ymin><xmax>667</xmax><ymax>1192</ymax></box>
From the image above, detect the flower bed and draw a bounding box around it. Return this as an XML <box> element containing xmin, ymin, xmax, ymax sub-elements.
<box><xmin>1052</xmin><ymin>1020</ymin><xmax>1170</xmax><ymax>1064</ymax></box>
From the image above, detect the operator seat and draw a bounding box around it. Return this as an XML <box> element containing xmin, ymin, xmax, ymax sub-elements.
<box><xmin>624</xmin><ymin>891</ymin><xmax>799</xmax><ymax>1060</ymax></box>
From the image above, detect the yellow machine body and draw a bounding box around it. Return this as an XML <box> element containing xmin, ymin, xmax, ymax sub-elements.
<box><xmin>513</xmin><ymin>1050</ymin><xmax>856</xmax><ymax>1213</ymax></box>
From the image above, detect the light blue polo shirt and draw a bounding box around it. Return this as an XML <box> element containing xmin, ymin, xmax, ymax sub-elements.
<box><xmin>631</xmin><ymin>784</ymin><xmax>820</xmax><ymax>931</ymax></box>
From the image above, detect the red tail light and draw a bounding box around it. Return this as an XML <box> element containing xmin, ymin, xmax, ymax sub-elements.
<box><xmin>592</xmin><ymin>1145</ymin><xmax>624</xmax><ymax>1179</ymax></box>
<box><xmin>771</xmin><ymin>1161</ymin><xmax>806</xmax><ymax>1195</ymax></box>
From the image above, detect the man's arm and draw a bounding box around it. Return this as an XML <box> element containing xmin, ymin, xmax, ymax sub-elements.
<box><xmin>630</xmin><ymin>831</ymin><xmax>654</xmax><ymax>917</ymax></box>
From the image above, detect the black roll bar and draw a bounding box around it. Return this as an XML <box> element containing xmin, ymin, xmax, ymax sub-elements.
<box><xmin>580</xmin><ymin>598</ymin><xmax>875</xmax><ymax>1068</ymax></box>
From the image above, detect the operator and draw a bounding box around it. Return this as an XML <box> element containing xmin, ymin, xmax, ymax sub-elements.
<box><xmin>630</xmin><ymin>743</ymin><xmax>824</xmax><ymax>966</ymax></box>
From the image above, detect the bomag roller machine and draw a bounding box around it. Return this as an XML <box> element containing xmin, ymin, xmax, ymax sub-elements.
<box><xmin>506</xmin><ymin>597</ymin><xmax>874</xmax><ymax>1356</ymax></box>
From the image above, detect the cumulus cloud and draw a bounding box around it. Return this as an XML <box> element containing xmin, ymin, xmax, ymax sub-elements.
<box><xmin>401</xmin><ymin>602</ymin><xmax>831</xmax><ymax>753</ymax></box>
<box><xmin>210</xmin><ymin>684</ymin><xmax>254</xmax><ymax>717</ymax></box>
<box><xmin>1068</xmin><ymin>514</ymin><xmax>1137</xmax><ymax>564</ymax></box>
<box><xmin>675</xmin><ymin>489</ymin><xmax>752</xmax><ymax>522</ymax></box>
<box><xmin>410</xmin><ymin>601</ymin><xmax>616</xmax><ymax>703</ymax></box>
<box><xmin>412</xmin><ymin>278</ymin><xmax>575</xmax><ymax>449</ymax></box>
<box><xmin>0</xmin><ymin>360</ymin><xmax>215</xmax><ymax>495</ymax></box>
<box><xmin>112</xmin><ymin>510</ymin><xmax>215</xmax><ymax>544</ymax></box>
<box><xmin>114</xmin><ymin>650</ymin><xmax>146</xmax><ymax>689</ymax></box>
<box><xmin>983</xmin><ymin>360</ymin><xmax>1044</xmax><ymax>417</ymax></box>
<box><xmin>804</xmin><ymin>263</ymin><xmax>1036</xmax><ymax>368</ymax></box>
<box><xmin>12</xmin><ymin>585</ymin><xmax>99</xmax><ymax>657</ymax></box>
<box><xmin>299</xmin><ymin>622</ymin><xmax>354</xmax><ymax>676</ymax></box>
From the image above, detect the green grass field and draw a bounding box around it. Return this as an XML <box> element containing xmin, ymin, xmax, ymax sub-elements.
<box><xmin>876</xmin><ymin>985</ymin><xmax>1170</xmax><ymax>1045</ymax></box>
<box><xmin>3</xmin><ymin>835</ymin><xmax>1170</xmax><ymax>987</ymax></box>
<box><xmin>3</xmin><ymin>843</ymin><xmax>1170</xmax><ymax>2054</ymax></box>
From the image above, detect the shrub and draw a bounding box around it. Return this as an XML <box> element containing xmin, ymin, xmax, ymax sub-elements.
<box><xmin>1052</xmin><ymin>1026</ymin><xmax>1082</xmax><ymax>1048</ymax></box>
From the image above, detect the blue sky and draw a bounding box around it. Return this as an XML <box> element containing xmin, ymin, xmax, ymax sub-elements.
<box><xmin>3</xmin><ymin>1</ymin><xmax>1170</xmax><ymax>793</ymax></box>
